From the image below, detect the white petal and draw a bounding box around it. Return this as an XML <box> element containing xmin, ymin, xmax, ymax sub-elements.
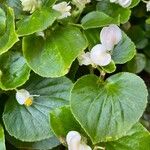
<box><xmin>147</xmin><ymin>1</ymin><xmax>150</xmax><ymax>11</ymax></box>
<box><xmin>90</xmin><ymin>44</ymin><xmax>111</xmax><ymax>66</ymax></box>
<box><xmin>118</xmin><ymin>0</ymin><xmax>132</xmax><ymax>8</ymax></box>
<box><xmin>16</xmin><ymin>89</ymin><xmax>31</xmax><ymax>105</ymax></box>
<box><xmin>66</xmin><ymin>131</ymin><xmax>81</xmax><ymax>150</ymax></box>
<box><xmin>78</xmin><ymin>52</ymin><xmax>93</xmax><ymax>66</ymax></box>
<box><xmin>100</xmin><ymin>24</ymin><xmax>122</xmax><ymax>51</ymax></box>
<box><xmin>110</xmin><ymin>0</ymin><xmax>118</xmax><ymax>3</ymax></box>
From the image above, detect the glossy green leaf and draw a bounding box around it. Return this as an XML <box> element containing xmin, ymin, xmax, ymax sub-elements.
<box><xmin>101</xmin><ymin>61</ymin><xmax>116</xmax><ymax>73</ymax></box>
<box><xmin>23</xmin><ymin>26</ymin><xmax>88</xmax><ymax>77</ymax></box>
<box><xmin>129</xmin><ymin>0</ymin><xmax>140</xmax><ymax>8</ymax></box>
<box><xmin>0</xmin><ymin>6</ymin><xmax>19</xmax><ymax>55</ymax></box>
<box><xmin>3</xmin><ymin>75</ymin><xmax>73</xmax><ymax>142</ymax></box>
<box><xmin>0</xmin><ymin>125</ymin><xmax>6</xmax><ymax>150</ymax></box>
<box><xmin>71</xmin><ymin>73</ymin><xmax>148</xmax><ymax>144</ymax></box>
<box><xmin>84</xmin><ymin>29</ymin><xmax>100</xmax><ymax>49</ymax></box>
<box><xmin>112</xmin><ymin>31</ymin><xmax>136</xmax><ymax>64</ymax></box>
<box><xmin>17</xmin><ymin>7</ymin><xmax>60</xmax><ymax>36</ymax></box>
<box><xmin>0</xmin><ymin>7</ymin><xmax>6</xmax><ymax>35</ymax></box>
<box><xmin>50</xmin><ymin>106</ymin><xmax>84</xmax><ymax>142</ymax></box>
<box><xmin>7</xmin><ymin>134</ymin><xmax>60</xmax><ymax>150</ymax></box>
<box><xmin>104</xmin><ymin>123</ymin><xmax>150</xmax><ymax>150</ymax></box>
<box><xmin>123</xmin><ymin>53</ymin><xmax>146</xmax><ymax>74</ymax></box>
<box><xmin>96</xmin><ymin>0</ymin><xmax>131</xmax><ymax>24</ymax></box>
<box><xmin>0</xmin><ymin>51</ymin><xmax>31</xmax><ymax>90</ymax></box>
<box><xmin>81</xmin><ymin>11</ymin><xmax>118</xmax><ymax>29</ymax></box>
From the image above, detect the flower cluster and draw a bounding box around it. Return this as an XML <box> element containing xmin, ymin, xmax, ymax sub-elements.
<box><xmin>52</xmin><ymin>2</ymin><xmax>72</xmax><ymax>19</ymax></box>
<box><xmin>66</xmin><ymin>131</ymin><xmax>92</xmax><ymax>150</ymax></box>
<box><xmin>78</xmin><ymin>24</ymin><xmax>122</xmax><ymax>67</ymax></box>
<box><xmin>20</xmin><ymin>0</ymin><xmax>42</xmax><ymax>13</ymax></box>
<box><xmin>110</xmin><ymin>0</ymin><xmax>132</xmax><ymax>8</ymax></box>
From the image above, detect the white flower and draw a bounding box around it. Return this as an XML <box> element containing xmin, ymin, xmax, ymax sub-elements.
<box><xmin>16</xmin><ymin>89</ymin><xmax>39</xmax><ymax>106</ymax></box>
<box><xmin>110</xmin><ymin>0</ymin><xmax>132</xmax><ymax>8</ymax></box>
<box><xmin>146</xmin><ymin>1</ymin><xmax>150</xmax><ymax>11</ymax></box>
<box><xmin>20</xmin><ymin>0</ymin><xmax>42</xmax><ymax>13</ymax></box>
<box><xmin>118</xmin><ymin>0</ymin><xmax>132</xmax><ymax>8</ymax></box>
<box><xmin>73</xmin><ymin>0</ymin><xmax>91</xmax><ymax>7</ymax></box>
<box><xmin>66</xmin><ymin>131</ymin><xmax>92</xmax><ymax>150</ymax></box>
<box><xmin>100</xmin><ymin>24</ymin><xmax>122</xmax><ymax>51</ymax></box>
<box><xmin>52</xmin><ymin>2</ymin><xmax>71</xmax><ymax>19</ymax></box>
<box><xmin>90</xmin><ymin>44</ymin><xmax>111</xmax><ymax>66</ymax></box>
<box><xmin>78</xmin><ymin>52</ymin><xmax>93</xmax><ymax>66</ymax></box>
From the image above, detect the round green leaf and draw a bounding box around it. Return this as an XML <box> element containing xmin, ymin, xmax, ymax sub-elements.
<box><xmin>112</xmin><ymin>31</ymin><xmax>136</xmax><ymax>64</ymax></box>
<box><xmin>23</xmin><ymin>26</ymin><xmax>88</xmax><ymax>77</ymax></box>
<box><xmin>0</xmin><ymin>125</ymin><xmax>6</xmax><ymax>150</ymax></box>
<box><xmin>0</xmin><ymin>6</ymin><xmax>19</xmax><ymax>55</ymax></box>
<box><xmin>71</xmin><ymin>73</ymin><xmax>148</xmax><ymax>144</ymax></box>
<box><xmin>129</xmin><ymin>0</ymin><xmax>140</xmax><ymax>8</ymax></box>
<box><xmin>81</xmin><ymin>11</ymin><xmax>119</xmax><ymax>29</ymax></box>
<box><xmin>96</xmin><ymin>0</ymin><xmax>131</xmax><ymax>24</ymax></box>
<box><xmin>3</xmin><ymin>75</ymin><xmax>73</xmax><ymax>142</ymax></box>
<box><xmin>0</xmin><ymin>51</ymin><xmax>31</xmax><ymax>90</ymax></box>
<box><xmin>123</xmin><ymin>53</ymin><xmax>146</xmax><ymax>74</ymax></box>
<box><xmin>16</xmin><ymin>7</ymin><xmax>60</xmax><ymax>36</ymax></box>
<box><xmin>104</xmin><ymin>123</ymin><xmax>150</xmax><ymax>150</ymax></box>
<box><xmin>7</xmin><ymin>135</ymin><xmax>60</xmax><ymax>150</ymax></box>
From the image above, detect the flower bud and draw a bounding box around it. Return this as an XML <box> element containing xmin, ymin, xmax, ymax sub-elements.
<box><xmin>146</xmin><ymin>1</ymin><xmax>150</xmax><ymax>11</ymax></box>
<box><xmin>52</xmin><ymin>2</ymin><xmax>71</xmax><ymax>19</ymax></box>
<box><xmin>100</xmin><ymin>24</ymin><xmax>122</xmax><ymax>51</ymax></box>
<box><xmin>66</xmin><ymin>131</ymin><xmax>81</xmax><ymax>150</ymax></box>
<box><xmin>20</xmin><ymin>0</ymin><xmax>42</xmax><ymax>13</ymax></box>
<box><xmin>118</xmin><ymin>0</ymin><xmax>132</xmax><ymax>8</ymax></box>
<box><xmin>16</xmin><ymin>89</ymin><xmax>33</xmax><ymax>106</ymax></box>
<box><xmin>90</xmin><ymin>44</ymin><xmax>111</xmax><ymax>66</ymax></box>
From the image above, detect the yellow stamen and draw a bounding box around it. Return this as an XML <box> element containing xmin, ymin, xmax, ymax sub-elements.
<box><xmin>24</xmin><ymin>97</ymin><xmax>33</xmax><ymax>106</ymax></box>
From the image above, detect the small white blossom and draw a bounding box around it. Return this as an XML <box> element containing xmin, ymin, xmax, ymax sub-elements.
<box><xmin>66</xmin><ymin>131</ymin><xmax>92</xmax><ymax>150</ymax></box>
<box><xmin>90</xmin><ymin>44</ymin><xmax>111</xmax><ymax>66</ymax></box>
<box><xmin>143</xmin><ymin>1</ymin><xmax>150</xmax><ymax>11</ymax></box>
<box><xmin>20</xmin><ymin>0</ymin><xmax>42</xmax><ymax>13</ymax></box>
<box><xmin>100</xmin><ymin>24</ymin><xmax>122</xmax><ymax>51</ymax></box>
<box><xmin>73</xmin><ymin>0</ymin><xmax>91</xmax><ymax>7</ymax></box>
<box><xmin>78</xmin><ymin>52</ymin><xmax>93</xmax><ymax>66</ymax></box>
<box><xmin>16</xmin><ymin>89</ymin><xmax>39</xmax><ymax>106</ymax></box>
<box><xmin>52</xmin><ymin>2</ymin><xmax>71</xmax><ymax>19</ymax></box>
<box><xmin>110</xmin><ymin>0</ymin><xmax>132</xmax><ymax>8</ymax></box>
<box><xmin>118</xmin><ymin>0</ymin><xmax>132</xmax><ymax>8</ymax></box>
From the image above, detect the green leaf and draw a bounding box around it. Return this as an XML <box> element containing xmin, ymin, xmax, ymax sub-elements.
<box><xmin>7</xmin><ymin>134</ymin><xmax>60</xmax><ymax>150</ymax></box>
<box><xmin>127</xmin><ymin>26</ymin><xmax>148</xmax><ymax>49</ymax></box>
<box><xmin>0</xmin><ymin>51</ymin><xmax>31</xmax><ymax>90</ymax></box>
<box><xmin>0</xmin><ymin>6</ymin><xmax>19</xmax><ymax>55</ymax></box>
<box><xmin>112</xmin><ymin>31</ymin><xmax>136</xmax><ymax>64</ymax></box>
<box><xmin>71</xmin><ymin>73</ymin><xmax>148</xmax><ymax>144</ymax></box>
<box><xmin>16</xmin><ymin>7</ymin><xmax>60</xmax><ymax>36</ymax></box>
<box><xmin>81</xmin><ymin>11</ymin><xmax>119</xmax><ymax>29</ymax></box>
<box><xmin>3</xmin><ymin>75</ymin><xmax>73</xmax><ymax>142</ymax></box>
<box><xmin>0</xmin><ymin>125</ymin><xmax>6</xmax><ymax>150</ymax></box>
<box><xmin>104</xmin><ymin>123</ymin><xmax>150</xmax><ymax>150</ymax></box>
<box><xmin>50</xmin><ymin>106</ymin><xmax>84</xmax><ymax>142</ymax></box>
<box><xmin>83</xmin><ymin>29</ymin><xmax>100</xmax><ymax>49</ymax></box>
<box><xmin>129</xmin><ymin>0</ymin><xmax>140</xmax><ymax>8</ymax></box>
<box><xmin>123</xmin><ymin>53</ymin><xmax>146</xmax><ymax>74</ymax></box>
<box><xmin>96</xmin><ymin>0</ymin><xmax>131</xmax><ymax>24</ymax></box>
<box><xmin>101</xmin><ymin>61</ymin><xmax>116</xmax><ymax>73</ymax></box>
<box><xmin>23</xmin><ymin>26</ymin><xmax>88</xmax><ymax>77</ymax></box>
<box><xmin>0</xmin><ymin>7</ymin><xmax>6</xmax><ymax>35</ymax></box>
